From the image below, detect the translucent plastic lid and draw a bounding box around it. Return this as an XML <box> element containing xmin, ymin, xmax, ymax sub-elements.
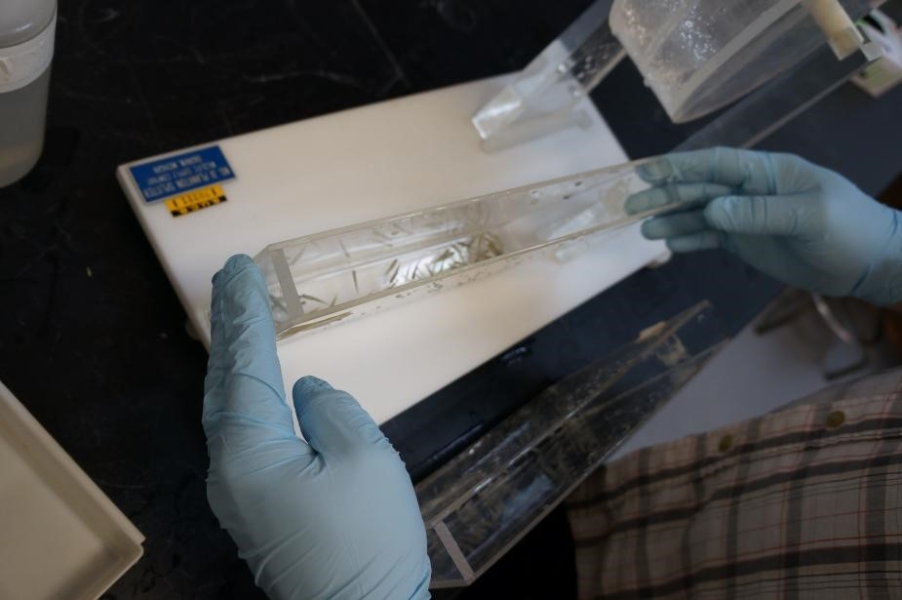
<box><xmin>0</xmin><ymin>0</ymin><xmax>55</xmax><ymax>47</ymax></box>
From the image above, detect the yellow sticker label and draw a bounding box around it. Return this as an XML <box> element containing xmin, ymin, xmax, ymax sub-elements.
<box><xmin>165</xmin><ymin>184</ymin><xmax>227</xmax><ymax>217</ymax></box>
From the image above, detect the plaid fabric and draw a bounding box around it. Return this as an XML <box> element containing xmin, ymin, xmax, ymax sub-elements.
<box><xmin>566</xmin><ymin>368</ymin><xmax>902</xmax><ymax>599</ymax></box>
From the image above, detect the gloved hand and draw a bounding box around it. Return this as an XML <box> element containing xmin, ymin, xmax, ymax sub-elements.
<box><xmin>203</xmin><ymin>255</ymin><xmax>431</xmax><ymax>600</ymax></box>
<box><xmin>625</xmin><ymin>147</ymin><xmax>902</xmax><ymax>306</ymax></box>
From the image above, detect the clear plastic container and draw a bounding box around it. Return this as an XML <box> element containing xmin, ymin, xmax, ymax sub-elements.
<box><xmin>471</xmin><ymin>1</ymin><xmax>626</xmax><ymax>150</ymax></box>
<box><xmin>473</xmin><ymin>0</ymin><xmax>874</xmax><ymax>148</ymax></box>
<box><xmin>609</xmin><ymin>0</ymin><xmax>873</xmax><ymax>122</ymax></box>
<box><xmin>418</xmin><ymin>302</ymin><xmax>727</xmax><ymax>587</ymax></box>
<box><xmin>256</xmin><ymin>157</ymin><xmax>677</xmax><ymax>340</ymax></box>
<box><xmin>0</xmin><ymin>0</ymin><xmax>56</xmax><ymax>187</ymax></box>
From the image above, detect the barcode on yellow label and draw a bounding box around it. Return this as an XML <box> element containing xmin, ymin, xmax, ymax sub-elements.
<box><xmin>165</xmin><ymin>184</ymin><xmax>227</xmax><ymax>217</ymax></box>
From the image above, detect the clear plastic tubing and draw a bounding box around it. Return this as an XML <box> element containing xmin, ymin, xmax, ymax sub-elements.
<box><xmin>0</xmin><ymin>0</ymin><xmax>57</xmax><ymax>187</ymax></box>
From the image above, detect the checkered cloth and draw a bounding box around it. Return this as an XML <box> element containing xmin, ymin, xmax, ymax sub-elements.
<box><xmin>566</xmin><ymin>368</ymin><xmax>902</xmax><ymax>599</ymax></box>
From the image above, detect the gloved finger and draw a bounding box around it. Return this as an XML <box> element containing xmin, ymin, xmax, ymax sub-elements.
<box><xmin>203</xmin><ymin>255</ymin><xmax>297</xmax><ymax>443</ymax></box>
<box><xmin>704</xmin><ymin>195</ymin><xmax>802</xmax><ymax>236</ymax></box>
<box><xmin>640</xmin><ymin>210</ymin><xmax>710</xmax><ymax>240</ymax></box>
<box><xmin>636</xmin><ymin>147</ymin><xmax>777</xmax><ymax>194</ymax></box>
<box><xmin>292</xmin><ymin>376</ymin><xmax>390</xmax><ymax>458</ymax></box>
<box><xmin>666</xmin><ymin>231</ymin><xmax>723</xmax><ymax>253</ymax></box>
<box><xmin>625</xmin><ymin>182</ymin><xmax>733</xmax><ymax>214</ymax></box>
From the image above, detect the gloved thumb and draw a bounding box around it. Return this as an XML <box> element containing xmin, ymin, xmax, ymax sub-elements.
<box><xmin>291</xmin><ymin>376</ymin><xmax>389</xmax><ymax>458</ymax></box>
<box><xmin>704</xmin><ymin>195</ymin><xmax>801</xmax><ymax>236</ymax></box>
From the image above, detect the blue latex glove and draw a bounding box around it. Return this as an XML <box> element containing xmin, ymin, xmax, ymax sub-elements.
<box><xmin>203</xmin><ymin>255</ymin><xmax>431</xmax><ymax>600</ymax></box>
<box><xmin>625</xmin><ymin>147</ymin><xmax>902</xmax><ymax>306</ymax></box>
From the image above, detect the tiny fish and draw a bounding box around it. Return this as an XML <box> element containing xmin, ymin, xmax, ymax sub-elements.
<box><xmin>338</xmin><ymin>239</ymin><xmax>351</xmax><ymax>259</ymax></box>
<box><xmin>384</xmin><ymin>259</ymin><xmax>399</xmax><ymax>277</ymax></box>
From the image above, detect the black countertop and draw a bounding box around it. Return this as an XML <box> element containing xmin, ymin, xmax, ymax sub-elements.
<box><xmin>0</xmin><ymin>1</ymin><xmax>899</xmax><ymax>597</ymax></box>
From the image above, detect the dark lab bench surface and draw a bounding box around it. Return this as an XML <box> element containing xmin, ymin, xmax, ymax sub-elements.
<box><xmin>1</xmin><ymin>1</ymin><xmax>900</xmax><ymax>598</ymax></box>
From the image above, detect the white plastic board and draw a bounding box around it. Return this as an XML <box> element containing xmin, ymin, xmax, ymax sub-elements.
<box><xmin>0</xmin><ymin>381</ymin><xmax>144</xmax><ymax>600</ymax></box>
<box><xmin>118</xmin><ymin>75</ymin><xmax>667</xmax><ymax>424</ymax></box>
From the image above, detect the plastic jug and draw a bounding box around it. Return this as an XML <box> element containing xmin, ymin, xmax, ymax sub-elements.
<box><xmin>0</xmin><ymin>0</ymin><xmax>56</xmax><ymax>187</ymax></box>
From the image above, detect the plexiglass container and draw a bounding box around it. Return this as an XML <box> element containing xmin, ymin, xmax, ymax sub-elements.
<box><xmin>473</xmin><ymin>0</ymin><xmax>874</xmax><ymax>148</ymax></box>
<box><xmin>610</xmin><ymin>0</ymin><xmax>873</xmax><ymax>122</ymax></box>
<box><xmin>418</xmin><ymin>302</ymin><xmax>726</xmax><ymax>587</ymax></box>
<box><xmin>471</xmin><ymin>1</ymin><xmax>626</xmax><ymax>150</ymax></box>
<box><xmin>256</xmin><ymin>157</ymin><xmax>675</xmax><ymax>340</ymax></box>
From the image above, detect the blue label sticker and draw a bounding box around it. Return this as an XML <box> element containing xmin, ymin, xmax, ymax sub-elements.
<box><xmin>129</xmin><ymin>146</ymin><xmax>235</xmax><ymax>203</ymax></box>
